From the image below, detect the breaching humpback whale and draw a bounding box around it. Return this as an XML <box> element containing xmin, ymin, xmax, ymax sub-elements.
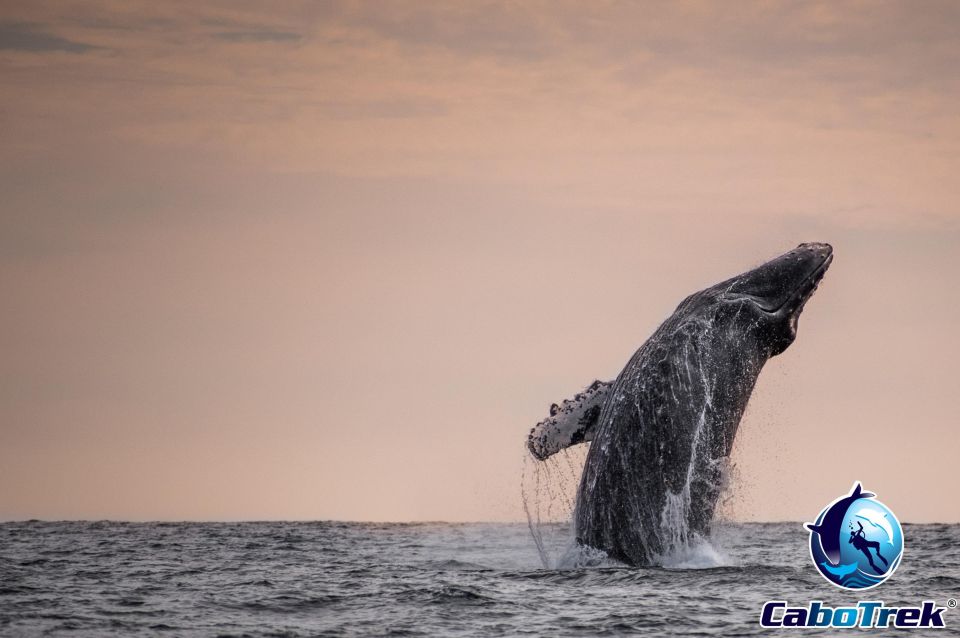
<box><xmin>527</xmin><ymin>243</ymin><xmax>833</xmax><ymax>565</ymax></box>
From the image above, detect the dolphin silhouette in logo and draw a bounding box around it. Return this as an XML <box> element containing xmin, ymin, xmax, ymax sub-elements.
<box><xmin>820</xmin><ymin>561</ymin><xmax>858</xmax><ymax>577</ymax></box>
<box><xmin>805</xmin><ymin>482</ymin><xmax>874</xmax><ymax>566</ymax></box>
<box><xmin>856</xmin><ymin>508</ymin><xmax>895</xmax><ymax>545</ymax></box>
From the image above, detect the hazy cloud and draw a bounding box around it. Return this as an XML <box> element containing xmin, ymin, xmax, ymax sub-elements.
<box><xmin>319</xmin><ymin>99</ymin><xmax>448</xmax><ymax>119</ymax></box>
<box><xmin>327</xmin><ymin>2</ymin><xmax>557</xmax><ymax>60</ymax></box>
<box><xmin>213</xmin><ymin>29</ymin><xmax>302</xmax><ymax>43</ymax></box>
<box><xmin>0</xmin><ymin>21</ymin><xmax>95</xmax><ymax>53</ymax></box>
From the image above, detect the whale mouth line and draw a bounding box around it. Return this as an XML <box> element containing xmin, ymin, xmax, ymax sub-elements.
<box><xmin>778</xmin><ymin>251</ymin><xmax>833</xmax><ymax>313</ymax></box>
<box><xmin>742</xmin><ymin>251</ymin><xmax>833</xmax><ymax>315</ymax></box>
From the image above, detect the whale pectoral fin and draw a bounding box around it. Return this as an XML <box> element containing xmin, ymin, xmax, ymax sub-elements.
<box><xmin>527</xmin><ymin>379</ymin><xmax>613</xmax><ymax>460</ymax></box>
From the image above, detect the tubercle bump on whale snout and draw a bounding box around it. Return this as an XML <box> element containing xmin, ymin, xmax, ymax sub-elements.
<box><xmin>797</xmin><ymin>241</ymin><xmax>833</xmax><ymax>253</ymax></box>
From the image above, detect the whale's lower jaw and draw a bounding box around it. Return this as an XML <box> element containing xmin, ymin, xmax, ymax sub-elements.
<box><xmin>769</xmin><ymin>251</ymin><xmax>833</xmax><ymax>320</ymax></box>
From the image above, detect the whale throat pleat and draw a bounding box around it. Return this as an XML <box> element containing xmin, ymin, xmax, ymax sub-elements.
<box><xmin>527</xmin><ymin>380</ymin><xmax>613</xmax><ymax>460</ymax></box>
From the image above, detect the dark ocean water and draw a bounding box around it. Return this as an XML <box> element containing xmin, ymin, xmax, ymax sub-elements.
<box><xmin>1</xmin><ymin>521</ymin><xmax>958</xmax><ymax>636</ymax></box>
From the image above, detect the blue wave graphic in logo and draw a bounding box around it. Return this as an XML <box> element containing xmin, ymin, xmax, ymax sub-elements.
<box><xmin>819</xmin><ymin>561</ymin><xmax>857</xmax><ymax>577</ymax></box>
<box><xmin>805</xmin><ymin>482</ymin><xmax>903</xmax><ymax>590</ymax></box>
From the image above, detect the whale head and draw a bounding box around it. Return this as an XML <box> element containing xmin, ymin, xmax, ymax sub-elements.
<box><xmin>713</xmin><ymin>242</ymin><xmax>833</xmax><ymax>356</ymax></box>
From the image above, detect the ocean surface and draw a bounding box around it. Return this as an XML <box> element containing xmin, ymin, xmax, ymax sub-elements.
<box><xmin>1</xmin><ymin>521</ymin><xmax>958</xmax><ymax>636</ymax></box>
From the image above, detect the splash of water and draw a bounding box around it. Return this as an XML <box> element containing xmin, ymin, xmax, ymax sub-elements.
<box><xmin>521</xmin><ymin>445</ymin><xmax>586</xmax><ymax>568</ymax></box>
<box><xmin>522</xmin><ymin>442</ymin><xmax>735</xmax><ymax>569</ymax></box>
<box><xmin>659</xmin><ymin>536</ymin><xmax>734</xmax><ymax>569</ymax></box>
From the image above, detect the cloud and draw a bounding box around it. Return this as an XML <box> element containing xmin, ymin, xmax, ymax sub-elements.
<box><xmin>213</xmin><ymin>29</ymin><xmax>302</xmax><ymax>43</ymax></box>
<box><xmin>320</xmin><ymin>99</ymin><xmax>448</xmax><ymax>120</ymax></box>
<box><xmin>327</xmin><ymin>2</ymin><xmax>556</xmax><ymax>61</ymax></box>
<box><xmin>0</xmin><ymin>21</ymin><xmax>96</xmax><ymax>53</ymax></box>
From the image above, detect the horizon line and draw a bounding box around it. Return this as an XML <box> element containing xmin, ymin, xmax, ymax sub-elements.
<box><xmin>1</xmin><ymin>518</ymin><xmax>956</xmax><ymax>525</ymax></box>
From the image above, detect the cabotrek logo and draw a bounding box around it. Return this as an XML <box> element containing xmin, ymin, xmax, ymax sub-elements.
<box><xmin>758</xmin><ymin>481</ymin><xmax>953</xmax><ymax>629</ymax></box>
<box><xmin>805</xmin><ymin>482</ymin><xmax>903</xmax><ymax>590</ymax></box>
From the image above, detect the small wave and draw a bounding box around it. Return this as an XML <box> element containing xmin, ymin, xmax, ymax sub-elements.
<box><xmin>422</xmin><ymin>559</ymin><xmax>490</xmax><ymax>571</ymax></box>
<box><xmin>234</xmin><ymin>578</ymin><xmax>275</xmax><ymax>587</ymax></box>
<box><xmin>396</xmin><ymin>585</ymin><xmax>502</xmax><ymax>607</ymax></box>
<box><xmin>501</xmin><ymin>567</ymin><xmax>651</xmax><ymax>586</ymax></box>
<box><xmin>918</xmin><ymin>575</ymin><xmax>960</xmax><ymax>587</ymax></box>
<box><xmin>214</xmin><ymin>593</ymin><xmax>344</xmax><ymax>612</ymax></box>
<box><xmin>0</xmin><ymin>585</ymin><xmax>39</xmax><ymax>595</ymax></box>
<box><xmin>431</xmin><ymin>585</ymin><xmax>495</xmax><ymax>604</ymax></box>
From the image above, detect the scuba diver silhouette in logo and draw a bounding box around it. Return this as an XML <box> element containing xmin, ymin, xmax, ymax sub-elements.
<box><xmin>849</xmin><ymin>521</ymin><xmax>889</xmax><ymax>574</ymax></box>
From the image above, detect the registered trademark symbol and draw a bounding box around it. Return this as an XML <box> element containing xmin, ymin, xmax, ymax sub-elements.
<box><xmin>948</xmin><ymin>599</ymin><xmax>957</xmax><ymax>609</ymax></box>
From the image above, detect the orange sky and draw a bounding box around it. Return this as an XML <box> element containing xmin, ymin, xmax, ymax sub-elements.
<box><xmin>1</xmin><ymin>1</ymin><xmax>958</xmax><ymax>522</ymax></box>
